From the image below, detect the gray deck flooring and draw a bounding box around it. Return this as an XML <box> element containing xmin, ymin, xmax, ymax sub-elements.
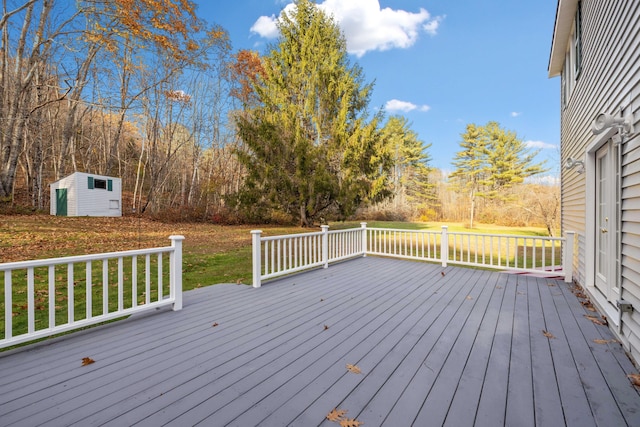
<box><xmin>1</xmin><ymin>257</ymin><xmax>639</xmax><ymax>426</ymax></box>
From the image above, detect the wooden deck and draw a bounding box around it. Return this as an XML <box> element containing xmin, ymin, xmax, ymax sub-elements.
<box><xmin>1</xmin><ymin>257</ymin><xmax>639</xmax><ymax>426</ymax></box>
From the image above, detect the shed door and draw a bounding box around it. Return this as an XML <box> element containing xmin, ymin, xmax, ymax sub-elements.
<box><xmin>56</xmin><ymin>188</ymin><xmax>67</xmax><ymax>216</ymax></box>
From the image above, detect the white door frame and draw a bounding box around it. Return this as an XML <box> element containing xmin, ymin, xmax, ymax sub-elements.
<box><xmin>585</xmin><ymin>127</ymin><xmax>620</xmax><ymax>322</ymax></box>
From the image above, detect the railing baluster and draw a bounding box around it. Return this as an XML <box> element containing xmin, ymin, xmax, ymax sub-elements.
<box><xmin>277</xmin><ymin>240</ymin><xmax>281</xmax><ymax>273</ymax></box>
<box><xmin>103</xmin><ymin>259</ymin><xmax>108</xmax><ymax>315</ymax></box>
<box><xmin>27</xmin><ymin>267</ymin><xmax>35</xmax><ymax>334</ymax></box>
<box><xmin>132</xmin><ymin>256</ymin><xmax>137</xmax><ymax>308</ymax></box>
<box><xmin>157</xmin><ymin>253</ymin><xmax>163</xmax><ymax>300</ymax></box>
<box><xmin>86</xmin><ymin>261</ymin><xmax>92</xmax><ymax>319</ymax></box>
<box><xmin>117</xmin><ymin>257</ymin><xmax>124</xmax><ymax>311</ymax></box>
<box><xmin>5</xmin><ymin>271</ymin><xmax>12</xmax><ymax>339</ymax></box>
<box><xmin>146</xmin><ymin>254</ymin><xmax>151</xmax><ymax>305</ymax></box>
<box><xmin>48</xmin><ymin>265</ymin><xmax>55</xmax><ymax>328</ymax></box>
<box><xmin>68</xmin><ymin>263</ymin><xmax>74</xmax><ymax>324</ymax></box>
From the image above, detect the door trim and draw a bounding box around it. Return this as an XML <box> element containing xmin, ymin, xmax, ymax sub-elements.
<box><xmin>585</xmin><ymin>127</ymin><xmax>620</xmax><ymax>323</ymax></box>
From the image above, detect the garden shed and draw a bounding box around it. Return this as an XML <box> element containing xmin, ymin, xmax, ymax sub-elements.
<box><xmin>50</xmin><ymin>172</ymin><xmax>122</xmax><ymax>217</ymax></box>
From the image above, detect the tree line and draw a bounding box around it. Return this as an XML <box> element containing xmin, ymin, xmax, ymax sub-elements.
<box><xmin>1</xmin><ymin>0</ymin><xmax>557</xmax><ymax>232</ymax></box>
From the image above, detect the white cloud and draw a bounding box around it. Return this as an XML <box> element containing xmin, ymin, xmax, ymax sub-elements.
<box><xmin>250</xmin><ymin>0</ymin><xmax>443</xmax><ymax>57</ymax></box>
<box><xmin>385</xmin><ymin>99</ymin><xmax>430</xmax><ymax>113</ymax></box>
<box><xmin>250</xmin><ymin>14</ymin><xmax>280</xmax><ymax>39</ymax></box>
<box><xmin>525</xmin><ymin>140</ymin><xmax>558</xmax><ymax>150</ymax></box>
<box><xmin>511</xmin><ymin>111</ymin><xmax>521</xmax><ymax>117</ymax></box>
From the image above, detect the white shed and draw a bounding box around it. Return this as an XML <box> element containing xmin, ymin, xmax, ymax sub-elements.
<box><xmin>50</xmin><ymin>172</ymin><xmax>122</xmax><ymax>217</ymax></box>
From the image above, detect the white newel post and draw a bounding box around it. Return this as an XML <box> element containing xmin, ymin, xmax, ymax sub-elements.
<box><xmin>169</xmin><ymin>235</ymin><xmax>185</xmax><ymax>311</ymax></box>
<box><xmin>321</xmin><ymin>225</ymin><xmax>329</xmax><ymax>268</ymax></box>
<box><xmin>441</xmin><ymin>226</ymin><xmax>448</xmax><ymax>267</ymax></box>
<box><xmin>252</xmin><ymin>230</ymin><xmax>263</xmax><ymax>288</ymax></box>
<box><xmin>361</xmin><ymin>222</ymin><xmax>368</xmax><ymax>257</ymax></box>
<box><xmin>564</xmin><ymin>231</ymin><xmax>575</xmax><ymax>283</ymax></box>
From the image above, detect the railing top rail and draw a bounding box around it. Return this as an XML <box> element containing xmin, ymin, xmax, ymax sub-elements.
<box><xmin>0</xmin><ymin>246</ymin><xmax>174</xmax><ymax>271</ymax></box>
<box><xmin>260</xmin><ymin>230</ymin><xmax>324</xmax><ymax>241</ymax></box>
<box><xmin>327</xmin><ymin>228</ymin><xmax>361</xmax><ymax>235</ymax></box>
<box><xmin>447</xmin><ymin>231</ymin><xmax>564</xmax><ymax>240</ymax></box>
<box><xmin>366</xmin><ymin>227</ymin><xmax>440</xmax><ymax>233</ymax></box>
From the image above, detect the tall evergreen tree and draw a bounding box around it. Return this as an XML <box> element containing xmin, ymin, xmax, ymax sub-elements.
<box><xmin>449</xmin><ymin>121</ymin><xmax>546</xmax><ymax>228</ymax></box>
<box><xmin>234</xmin><ymin>0</ymin><xmax>391</xmax><ymax>226</ymax></box>
<box><xmin>382</xmin><ymin>115</ymin><xmax>434</xmax><ymax>211</ymax></box>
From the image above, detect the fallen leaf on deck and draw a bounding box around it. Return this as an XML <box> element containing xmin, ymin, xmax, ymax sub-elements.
<box><xmin>441</xmin><ymin>271</ymin><xmax>446</xmax><ymax>277</ymax></box>
<box><xmin>542</xmin><ymin>330</ymin><xmax>555</xmax><ymax>339</ymax></box>
<box><xmin>346</xmin><ymin>364</ymin><xmax>361</xmax><ymax>374</ymax></box>
<box><xmin>593</xmin><ymin>339</ymin><xmax>617</xmax><ymax>345</ymax></box>
<box><xmin>324</xmin><ymin>325</ymin><xmax>329</xmax><ymax>330</ymax></box>
<box><xmin>546</xmin><ymin>283</ymin><xmax>556</xmax><ymax>287</ymax></box>
<box><xmin>326</xmin><ymin>408</ymin><xmax>347</xmax><ymax>422</ymax></box>
<box><xmin>466</xmin><ymin>295</ymin><xmax>473</xmax><ymax>300</ymax></box>
<box><xmin>339</xmin><ymin>418</ymin><xmax>364</xmax><ymax>427</ymax></box>
<box><xmin>212</xmin><ymin>322</ymin><xmax>219</xmax><ymax>327</ymax></box>
<box><xmin>496</xmin><ymin>285</ymin><xmax>503</xmax><ymax>289</ymax></box>
<box><xmin>81</xmin><ymin>357</ymin><xmax>95</xmax><ymax>366</ymax></box>
<box><xmin>585</xmin><ymin>315</ymin><xmax>605</xmax><ymax>325</ymax></box>
<box><xmin>320</xmin><ymin>298</ymin><xmax>324</xmax><ymax>302</ymax></box>
<box><xmin>628</xmin><ymin>374</ymin><xmax>640</xmax><ymax>387</ymax></box>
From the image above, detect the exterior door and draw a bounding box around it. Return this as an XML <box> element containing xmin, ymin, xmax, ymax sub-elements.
<box><xmin>56</xmin><ymin>188</ymin><xmax>67</xmax><ymax>216</ymax></box>
<box><xmin>594</xmin><ymin>143</ymin><xmax>618</xmax><ymax>302</ymax></box>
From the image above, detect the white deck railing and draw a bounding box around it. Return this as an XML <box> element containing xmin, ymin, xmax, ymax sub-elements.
<box><xmin>0</xmin><ymin>236</ymin><xmax>184</xmax><ymax>349</ymax></box>
<box><xmin>251</xmin><ymin>224</ymin><xmax>574</xmax><ymax>287</ymax></box>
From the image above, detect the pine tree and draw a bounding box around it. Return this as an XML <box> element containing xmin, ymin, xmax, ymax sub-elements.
<box><xmin>234</xmin><ymin>0</ymin><xmax>391</xmax><ymax>226</ymax></box>
<box><xmin>449</xmin><ymin>122</ymin><xmax>546</xmax><ymax>228</ymax></box>
<box><xmin>382</xmin><ymin>116</ymin><xmax>434</xmax><ymax>212</ymax></box>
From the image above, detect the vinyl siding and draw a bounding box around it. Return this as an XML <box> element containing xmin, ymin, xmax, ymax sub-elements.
<box><xmin>555</xmin><ymin>0</ymin><xmax>640</xmax><ymax>361</ymax></box>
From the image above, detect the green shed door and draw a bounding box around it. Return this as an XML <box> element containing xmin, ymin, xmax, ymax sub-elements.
<box><xmin>56</xmin><ymin>188</ymin><xmax>67</xmax><ymax>216</ymax></box>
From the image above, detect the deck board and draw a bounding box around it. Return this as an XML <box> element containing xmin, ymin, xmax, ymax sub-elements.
<box><xmin>1</xmin><ymin>257</ymin><xmax>639</xmax><ymax>426</ymax></box>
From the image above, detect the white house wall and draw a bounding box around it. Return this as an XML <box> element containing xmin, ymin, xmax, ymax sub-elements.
<box><xmin>551</xmin><ymin>0</ymin><xmax>640</xmax><ymax>361</ymax></box>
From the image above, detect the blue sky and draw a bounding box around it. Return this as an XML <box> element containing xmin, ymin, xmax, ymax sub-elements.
<box><xmin>195</xmin><ymin>0</ymin><xmax>560</xmax><ymax>178</ymax></box>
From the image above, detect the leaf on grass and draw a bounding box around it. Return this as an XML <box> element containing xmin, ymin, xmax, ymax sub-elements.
<box><xmin>346</xmin><ymin>364</ymin><xmax>362</xmax><ymax>374</ymax></box>
<box><xmin>339</xmin><ymin>418</ymin><xmax>364</xmax><ymax>427</ymax></box>
<box><xmin>327</xmin><ymin>408</ymin><xmax>347</xmax><ymax>422</ymax></box>
<box><xmin>236</xmin><ymin>278</ymin><xmax>243</xmax><ymax>285</ymax></box>
<box><xmin>593</xmin><ymin>339</ymin><xmax>617</xmax><ymax>345</ymax></box>
<box><xmin>542</xmin><ymin>330</ymin><xmax>555</xmax><ymax>339</ymax></box>
<box><xmin>81</xmin><ymin>357</ymin><xmax>95</xmax><ymax>366</ymax></box>
<box><xmin>585</xmin><ymin>315</ymin><xmax>605</xmax><ymax>325</ymax></box>
<box><xmin>324</xmin><ymin>325</ymin><xmax>329</xmax><ymax>331</ymax></box>
<box><xmin>628</xmin><ymin>373</ymin><xmax>640</xmax><ymax>387</ymax></box>
<box><xmin>212</xmin><ymin>322</ymin><xmax>219</xmax><ymax>327</ymax></box>
<box><xmin>12</xmin><ymin>312</ymin><xmax>19</xmax><ymax>317</ymax></box>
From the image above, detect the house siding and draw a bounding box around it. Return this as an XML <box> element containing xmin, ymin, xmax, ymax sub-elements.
<box><xmin>553</xmin><ymin>0</ymin><xmax>640</xmax><ymax>361</ymax></box>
